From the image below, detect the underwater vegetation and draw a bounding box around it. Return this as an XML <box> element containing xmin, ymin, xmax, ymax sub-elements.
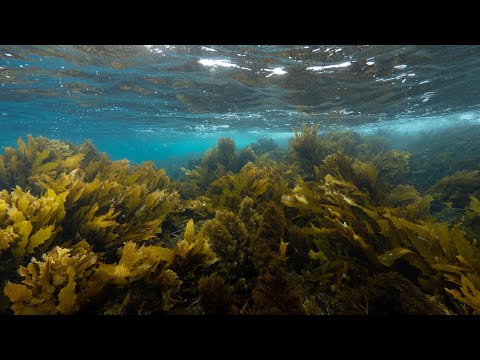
<box><xmin>1</xmin><ymin>125</ymin><xmax>480</xmax><ymax>315</ymax></box>
<box><xmin>180</xmin><ymin>137</ymin><xmax>258</xmax><ymax>199</ymax></box>
<box><xmin>403</xmin><ymin>124</ymin><xmax>480</xmax><ymax>192</ymax></box>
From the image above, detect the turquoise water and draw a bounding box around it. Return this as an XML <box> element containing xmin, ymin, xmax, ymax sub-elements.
<box><xmin>1</xmin><ymin>45</ymin><xmax>480</xmax><ymax>167</ymax></box>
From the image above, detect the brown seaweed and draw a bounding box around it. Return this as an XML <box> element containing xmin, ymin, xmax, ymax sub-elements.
<box><xmin>2</xmin><ymin>131</ymin><xmax>480</xmax><ymax>315</ymax></box>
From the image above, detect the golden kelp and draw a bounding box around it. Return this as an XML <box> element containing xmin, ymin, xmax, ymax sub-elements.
<box><xmin>180</xmin><ymin>137</ymin><xmax>257</xmax><ymax>198</ymax></box>
<box><xmin>282</xmin><ymin>148</ymin><xmax>480</xmax><ymax>313</ymax></box>
<box><xmin>4</xmin><ymin>241</ymin><xmax>108</xmax><ymax>315</ymax></box>
<box><xmin>1</xmin><ymin>129</ymin><xmax>480</xmax><ymax>315</ymax></box>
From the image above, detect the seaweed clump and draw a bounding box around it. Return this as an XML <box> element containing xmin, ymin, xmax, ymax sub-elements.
<box><xmin>282</xmin><ymin>143</ymin><xmax>480</xmax><ymax>314</ymax></box>
<box><xmin>0</xmin><ymin>136</ymin><xmax>184</xmax><ymax>265</ymax></box>
<box><xmin>428</xmin><ymin>170</ymin><xmax>480</xmax><ymax>210</ymax></box>
<box><xmin>4</xmin><ymin>241</ymin><xmax>109</xmax><ymax>314</ymax></box>
<box><xmin>0</xmin><ymin>135</ymin><xmax>105</xmax><ymax>192</ymax></box>
<box><xmin>201</xmin><ymin>200</ymin><xmax>305</xmax><ymax>314</ymax></box>
<box><xmin>405</xmin><ymin>124</ymin><xmax>480</xmax><ymax>191</ymax></box>
<box><xmin>5</xmin><ymin>218</ymin><xmax>218</xmax><ymax>314</ymax></box>
<box><xmin>287</xmin><ymin>124</ymin><xmax>403</xmax><ymax>182</ymax></box>
<box><xmin>180</xmin><ymin>137</ymin><xmax>258</xmax><ymax>198</ymax></box>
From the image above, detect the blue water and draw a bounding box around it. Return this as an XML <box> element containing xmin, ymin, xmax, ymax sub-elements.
<box><xmin>1</xmin><ymin>45</ymin><xmax>480</xmax><ymax>165</ymax></box>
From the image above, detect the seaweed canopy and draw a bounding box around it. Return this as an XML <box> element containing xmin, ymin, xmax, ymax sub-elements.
<box><xmin>288</xmin><ymin>124</ymin><xmax>394</xmax><ymax>181</ymax></box>
<box><xmin>311</xmin><ymin>150</ymin><xmax>427</xmax><ymax>218</ymax></box>
<box><xmin>282</xmin><ymin>162</ymin><xmax>480</xmax><ymax>314</ymax></box>
<box><xmin>0</xmin><ymin>135</ymin><xmax>98</xmax><ymax>192</ymax></box>
<box><xmin>315</xmin><ymin>152</ymin><xmax>381</xmax><ymax>202</ymax></box>
<box><xmin>2</xmin><ymin>130</ymin><xmax>480</xmax><ymax>315</ymax></box>
<box><xmin>0</xmin><ymin>165</ymin><xmax>183</xmax><ymax>263</ymax></box>
<box><xmin>428</xmin><ymin>170</ymin><xmax>480</xmax><ymax>209</ymax></box>
<box><xmin>0</xmin><ymin>186</ymin><xmax>67</xmax><ymax>260</ymax></box>
<box><xmin>289</xmin><ymin>124</ymin><xmax>323</xmax><ymax>179</ymax></box>
<box><xmin>97</xmin><ymin>218</ymin><xmax>218</xmax><ymax>314</ymax></box>
<box><xmin>406</xmin><ymin>124</ymin><xmax>480</xmax><ymax>191</ymax></box>
<box><xmin>201</xmin><ymin>198</ymin><xmax>305</xmax><ymax>314</ymax></box>
<box><xmin>197</xmin><ymin>161</ymin><xmax>292</xmax><ymax>215</ymax></box>
<box><xmin>4</xmin><ymin>241</ymin><xmax>109</xmax><ymax>315</ymax></box>
<box><xmin>28</xmin><ymin>159</ymin><xmax>183</xmax><ymax>252</ymax></box>
<box><xmin>180</xmin><ymin>137</ymin><xmax>257</xmax><ymax>198</ymax></box>
<box><xmin>0</xmin><ymin>136</ymin><xmax>185</xmax><ymax>305</ymax></box>
<box><xmin>5</xmin><ymin>218</ymin><xmax>218</xmax><ymax>315</ymax></box>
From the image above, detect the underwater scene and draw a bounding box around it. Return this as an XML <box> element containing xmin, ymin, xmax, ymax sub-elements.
<box><xmin>1</xmin><ymin>45</ymin><xmax>480</xmax><ymax>315</ymax></box>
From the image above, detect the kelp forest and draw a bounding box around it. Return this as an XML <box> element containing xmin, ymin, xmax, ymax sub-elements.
<box><xmin>1</xmin><ymin>124</ymin><xmax>480</xmax><ymax>315</ymax></box>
